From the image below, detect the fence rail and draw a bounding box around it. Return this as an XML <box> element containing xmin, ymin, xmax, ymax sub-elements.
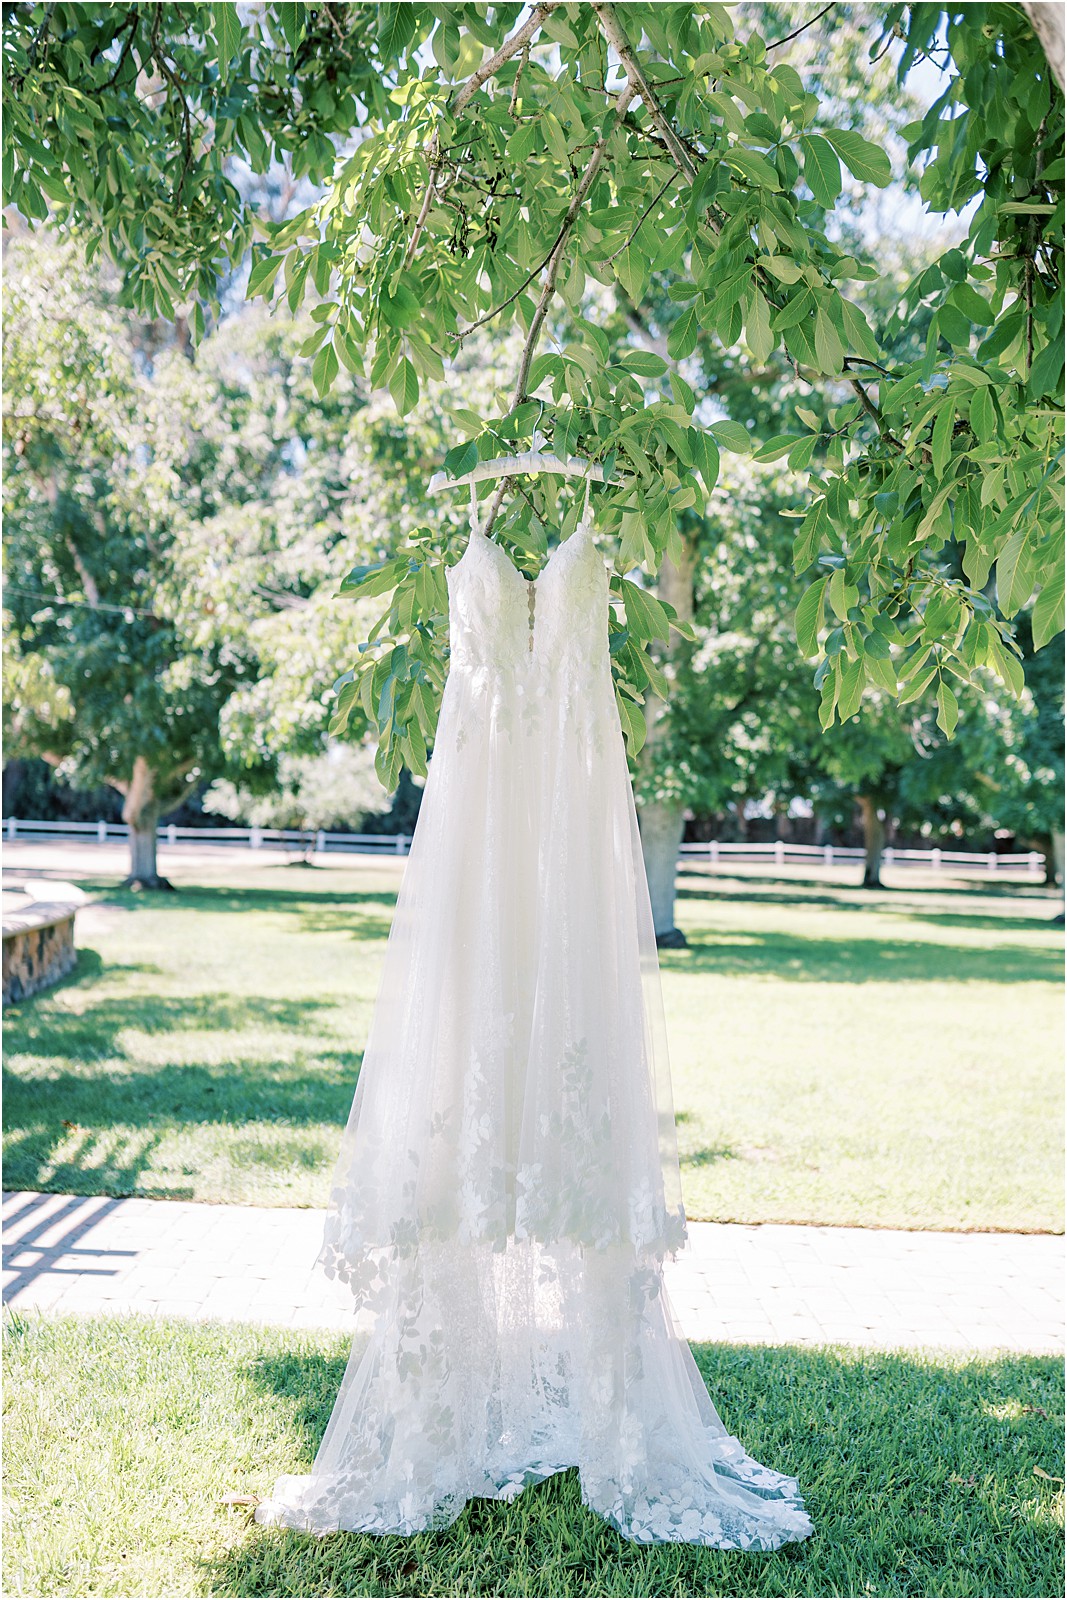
<box><xmin>2</xmin><ymin>817</ymin><xmax>1047</xmax><ymax>875</ymax></box>
<box><xmin>3</xmin><ymin>817</ymin><xmax>412</xmax><ymax>855</ymax></box>
<box><xmin>679</xmin><ymin>840</ymin><xmax>1045</xmax><ymax>874</ymax></box>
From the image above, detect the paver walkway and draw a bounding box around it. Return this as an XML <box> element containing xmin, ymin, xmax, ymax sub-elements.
<box><xmin>3</xmin><ymin>1190</ymin><xmax>1062</xmax><ymax>1352</ymax></box>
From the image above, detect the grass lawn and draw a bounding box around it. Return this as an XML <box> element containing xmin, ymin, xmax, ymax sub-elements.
<box><xmin>3</xmin><ymin>1309</ymin><xmax>1063</xmax><ymax>1599</ymax></box>
<box><xmin>2</xmin><ymin>854</ymin><xmax>1062</xmax><ymax>1231</ymax></box>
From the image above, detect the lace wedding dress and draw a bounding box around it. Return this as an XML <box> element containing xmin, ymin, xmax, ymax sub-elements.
<box><xmin>254</xmin><ymin>510</ymin><xmax>814</xmax><ymax>1550</ymax></box>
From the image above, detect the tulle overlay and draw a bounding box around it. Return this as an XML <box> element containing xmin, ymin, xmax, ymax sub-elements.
<box><xmin>254</xmin><ymin>522</ymin><xmax>813</xmax><ymax>1549</ymax></box>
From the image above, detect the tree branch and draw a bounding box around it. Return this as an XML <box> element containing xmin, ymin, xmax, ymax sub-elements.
<box><xmin>766</xmin><ymin>3</ymin><xmax>836</xmax><ymax>53</ymax></box>
<box><xmin>150</xmin><ymin>8</ymin><xmax>194</xmax><ymax>205</ymax></box>
<box><xmin>406</xmin><ymin>6</ymin><xmax>559</xmax><ymax>269</ymax></box>
<box><xmin>403</xmin><ymin>131</ymin><xmax>441</xmax><ymax>268</ymax></box>
<box><xmin>453</xmin><ymin>3</ymin><xmax>559</xmax><ymax>114</ymax></box>
<box><xmin>591</xmin><ymin>3</ymin><xmax>699</xmax><ymax>182</ymax></box>
<box><xmin>605</xmin><ymin>171</ymin><xmax>680</xmax><ymax>263</ymax></box>
<box><xmin>480</xmin><ymin>81</ymin><xmax>637</xmax><ymax>536</ymax></box>
<box><xmin>847</xmin><ymin>376</ymin><xmax>908</xmax><ymax>454</ymax></box>
<box><xmin>102</xmin><ymin>8</ymin><xmax>140</xmax><ymax>90</ymax></box>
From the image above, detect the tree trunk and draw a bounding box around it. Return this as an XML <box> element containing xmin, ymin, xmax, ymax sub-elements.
<box><xmin>637</xmin><ymin>538</ymin><xmax>697</xmax><ymax>947</ymax></box>
<box><xmin>119</xmin><ymin>756</ymin><xmax>173</xmax><ymax>890</ymax></box>
<box><xmin>2</xmin><ymin>758</ymin><xmax>23</xmax><ymax>816</ymax></box>
<box><xmin>642</xmin><ymin>801</ymin><xmax>688</xmax><ymax>947</ymax></box>
<box><xmin>857</xmin><ymin>794</ymin><xmax>886</xmax><ymax>888</ymax></box>
<box><xmin>1051</xmin><ymin>829</ymin><xmax>1065</xmax><ymax>888</ymax></box>
<box><xmin>1020</xmin><ymin>1</ymin><xmax>1065</xmax><ymax>91</ymax></box>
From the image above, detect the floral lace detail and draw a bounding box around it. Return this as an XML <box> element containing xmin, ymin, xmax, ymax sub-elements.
<box><xmin>257</xmin><ymin>516</ymin><xmax>813</xmax><ymax>1552</ymax></box>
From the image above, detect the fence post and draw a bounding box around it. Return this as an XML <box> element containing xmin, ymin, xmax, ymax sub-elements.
<box><xmin>931</xmin><ymin>847</ymin><xmax>942</xmax><ymax>871</ymax></box>
<box><xmin>824</xmin><ymin>844</ymin><xmax>833</xmax><ymax>866</ymax></box>
<box><xmin>774</xmin><ymin>840</ymin><xmax>784</xmax><ymax>866</ymax></box>
<box><xmin>884</xmin><ymin>846</ymin><xmax>894</xmax><ymax>866</ymax></box>
<box><xmin>395</xmin><ymin>834</ymin><xmax>405</xmax><ymax>854</ymax></box>
<box><xmin>97</xmin><ymin>820</ymin><xmax>107</xmax><ymax>843</ymax></box>
<box><xmin>6</xmin><ymin>817</ymin><xmax>15</xmax><ymax>841</ymax></box>
<box><xmin>316</xmin><ymin>830</ymin><xmax>326</xmax><ymax>855</ymax></box>
<box><xmin>167</xmin><ymin>824</ymin><xmax>177</xmax><ymax>846</ymax></box>
<box><xmin>250</xmin><ymin>826</ymin><xmax>262</xmax><ymax>850</ymax></box>
<box><xmin>1029</xmin><ymin>851</ymin><xmax>1042</xmax><ymax>877</ymax></box>
<box><xmin>987</xmin><ymin>852</ymin><xmax>997</xmax><ymax>872</ymax></box>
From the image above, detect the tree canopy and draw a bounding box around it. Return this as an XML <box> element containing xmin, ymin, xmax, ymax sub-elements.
<box><xmin>3</xmin><ymin>1</ymin><xmax>1064</xmax><ymax>795</ymax></box>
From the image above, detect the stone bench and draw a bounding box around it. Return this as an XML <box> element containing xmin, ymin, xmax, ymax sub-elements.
<box><xmin>2</xmin><ymin>899</ymin><xmax>79</xmax><ymax>1005</ymax></box>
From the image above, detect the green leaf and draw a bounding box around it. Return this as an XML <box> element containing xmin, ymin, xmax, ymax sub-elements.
<box><xmin>995</xmin><ymin>526</ymin><xmax>1035</xmax><ymax>617</ymax></box>
<box><xmin>339</xmin><ymin>559</ymin><xmax>401</xmax><ymax>599</ymax></box>
<box><xmin>389</xmin><ymin>356</ymin><xmax>420</xmax><ymax>416</ymax></box>
<box><xmin>840</xmin><ymin>298</ymin><xmax>881</xmax><ymax>361</ymax></box>
<box><xmin>837</xmin><ymin>655</ymin><xmax>866</xmax><ymax>719</ymax></box>
<box><xmin>614</xmin><ymin>244</ymin><xmax>649</xmax><ymax>304</ymax></box>
<box><xmin>618</xmin><ymin>350</ymin><xmax>669</xmax><ymax>377</ymax></box>
<box><xmin>823</xmin><ymin>128</ymin><xmax>892</xmax><ymax>186</ymax></box>
<box><xmin>948</xmin><ymin>282</ymin><xmax>995</xmax><ymax>326</ymax></box>
<box><xmin>746</xmin><ymin>289</ymin><xmax>774</xmax><ymax>363</ymax></box>
<box><xmin>1032</xmin><ymin>562</ymin><xmax>1066</xmax><ymax>648</ymax></box>
<box><xmin>794</xmin><ymin>576</ymin><xmax>827</xmax><ymax>656</ymax></box>
<box><xmin>800</xmin><ymin>134</ymin><xmax>841</xmax><ymax>208</ymax></box>
<box><xmin>930</xmin><ymin>400</ymin><xmax>954</xmax><ymax>478</ymax></box>
<box><xmin>311</xmin><ymin>340</ymin><xmax>338</xmax><ymax>397</ymax></box>
<box><xmin>247</xmin><ymin>253</ymin><xmax>284</xmax><ymax>299</ymax></box>
<box><xmin>667</xmin><ymin>303</ymin><xmax>699</xmax><ymax>359</ymax></box>
<box><xmin>711</xmin><ymin>420</ymin><xmax>752</xmax><ymax>453</ymax></box>
<box><xmin>669</xmin><ymin>371</ymin><xmax>697</xmax><ymax>412</ymax></box>
<box><xmin>969</xmin><ymin>385</ymin><xmax>995</xmax><ymax>444</ymax></box>
<box><xmin>688</xmin><ymin>428</ymin><xmax>720</xmax><ymax>493</ymax></box>
<box><xmin>814</xmin><ymin>307</ymin><xmax>843</xmax><ymax>374</ymax></box>
<box><xmin>935</xmin><ymin>679</ymin><xmax>959</xmax><ymax>739</ymax></box>
<box><xmin>988</xmin><ymin>635</ymin><xmax>1025</xmax><ymax>696</ymax></box>
<box><xmin>753</xmin><ymin>433</ymin><xmax>804</xmax><ymax>462</ymax></box>
<box><xmin>542</xmin><ymin>110</ymin><xmax>568</xmax><ymax>164</ymax></box>
<box><xmin>377</xmin><ymin>1</ymin><xmax>417</xmax><ymax>59</ymax></box>
<box><xmin>443</xmin><ymin>439</ymin><xmax>479</xmax><ymax>477</ymax></box>
<box><xmin>828</xmin><ymin>566</ymin><xmax>858</xmax><ymax>620</ymax></box>
<box><xmin>212</xmin><ymin>3</ymin><xmax>244</xmax><ymax>79</ymax></box>
<box><xmin>619</xmin><ymin>577</ymin><xmax>671</xmax><ymax>642</ymax></box>
<box><xmin>723</xmin><ymin>147</ymin><xmax>781</xmax><ymax>189</ymax></box>
<box><xmin>787</xmin><ymin>433</ymin><xmax>818</xmax><ymax>470</ymax></box>
<box><xmin>1029</xmin><ymin>333</ymin><xmax>1066</xmax><ymax>400</ymax></box>
<box><xmin>615</xmin><ymin>688</ymin><xmax>646</xmax><ymax>754</ymax></box>
<box><xmin>379</xmin><ymin>283</ymin><xmax>420</xmax><ymax>328</ymax></box>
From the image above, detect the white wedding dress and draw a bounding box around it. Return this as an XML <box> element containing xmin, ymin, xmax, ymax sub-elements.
<box><xmin>254</xmin><ymin>510</ymin><xmax>814</xmax><ymax>1550</ymax></box>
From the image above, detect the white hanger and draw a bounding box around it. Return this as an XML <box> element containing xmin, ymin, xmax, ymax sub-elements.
<box><xmin>427</xmin><ymin>430</ymin><xmax>621</xmax><ymax>496</ymax></box>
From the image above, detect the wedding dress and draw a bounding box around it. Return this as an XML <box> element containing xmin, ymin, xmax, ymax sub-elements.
<box><xmin>254</xmin><ymin>508</ymin><xmax>813</xmax><ymax>1550</ymax></box>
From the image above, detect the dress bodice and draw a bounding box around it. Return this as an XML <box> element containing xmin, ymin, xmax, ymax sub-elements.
<box><xmin>446</xmin><ymin>522</ymin><xmax>610</xmax><ymax>683</ymax></box>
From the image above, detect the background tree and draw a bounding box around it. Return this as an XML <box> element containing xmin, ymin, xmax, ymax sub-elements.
<box><xmin>2</xmin><ymin>236</ymin><xmax>260</xmax><ymax>885</ymax></box>
<box><xmin>6</xmin><ymin>2</ymin><xmax>1060</xmax><ymax>769</ymax></box>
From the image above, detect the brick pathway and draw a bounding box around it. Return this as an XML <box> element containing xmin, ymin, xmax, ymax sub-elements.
<box><xmin>3</xmin><ymin>1191</ymin><xmax>1061</xmax><ymax>1352</ymax></box>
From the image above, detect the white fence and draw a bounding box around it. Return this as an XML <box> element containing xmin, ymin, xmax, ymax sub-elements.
<box><xmin>3</xmin><ymin>817</ymin><xmax>412</xmax><ymax>855</ymax></box>
<box><xmin>679</xmin><ymin>840</ymin><xmax>1046</xmax><ymax>875</ymax></box>
<box><xmin>2</xmin><ymin>817</ymin><xmax>1047</xmax><ymax>876</ymax></box>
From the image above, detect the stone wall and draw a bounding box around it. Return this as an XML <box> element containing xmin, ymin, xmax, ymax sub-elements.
<box><xmin>3</xmin><ymin>904</ymin><xmax>78</xmax><ymax>1005</ymax></box>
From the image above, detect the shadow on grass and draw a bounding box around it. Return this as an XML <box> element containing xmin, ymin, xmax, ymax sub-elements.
<box><xmin>1</xmin><ymin>1049</ymin><xmax>361</xmax><ymax>1198</ymax></box>
<box><xmin>72</xmin><ymin>879</ymin><xmax>400</xmax><ymax>936</ymax></box>
<box><xmin>675</xmin><ymin>870</ymin><xmax>1058</xmax><ymax>917</ymax></box>
<box><xmin>657</xmin><ymin>927</ymin><xmax>1061</xmax><ymax>984</ymax></box>
<box><xmin>210</xmin><ymin>1341</ymin><xmax>1064</xmax><ymax>1599</ymax></box>
<box><xmin>4</xmin><ymin>983</ymin><xmax>343</xmax><ymax>1057</ymax></box>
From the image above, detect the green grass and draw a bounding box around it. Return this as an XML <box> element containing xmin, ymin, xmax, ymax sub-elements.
<box><xmin>2</xmin><ymin>857</ymin><xmax>1062</xmax><ymax>1230</ymax></box>
<box><xmin>3</xmin><ymin>1309</ymin><xmax>1062</xmax><ymax>1598</ymax></box>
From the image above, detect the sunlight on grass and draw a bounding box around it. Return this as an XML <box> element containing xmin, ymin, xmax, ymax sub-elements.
<box><xmin>2</xmin><ymin>1311</ymin><xmax>1062</xmax><ymax>1599</ymax></box>
<box><xmin>2</xmin><ymin>858</ymin><xmax>1062</xmax><ymax>1229</ymax></box>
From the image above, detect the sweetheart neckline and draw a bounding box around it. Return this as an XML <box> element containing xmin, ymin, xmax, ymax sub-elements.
<box><xmin>453</xmin><ymin>524</ymin><xmax>597</xmax><ymax>589</ymax></box>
